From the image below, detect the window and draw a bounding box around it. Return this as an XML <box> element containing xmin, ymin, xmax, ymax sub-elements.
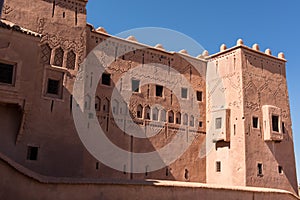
<box><xmin>176</xmin><ymin>112</ymin><xmax>181</xmax><ymax>124</ymax></box>
<box><xmin>168</xmin><ymin>110</ymin><xmax>174</xmax><ymax>123</ymax></box>
<box><xmin>257</xmin><ymin>163</ymin><xmax>263</xmax><ymax>176</ymax></box>
<box><xmin>215</xmin><ymin>117</ymin><xmax>222</xmax><ymax>129</ymax></box>
<box><xmin>272</xmin><ymin>115</ymin><xmax>279</xmax><ymax>132</ymax></box>
<box><xmin>196</xmin><ymin>91</ymin><xmax>202</xmax><ymax>101</ymax></box>
<box><xmin>144</xmin><ymin>106</ymin><xmax>150</xmax><ymax>120</ymax></box>
<box><xmin>54</xmin><ymin>47</ymin><xmax>64</xmax><ymax>67</ymax></box>
<box><xmin>156</xmin><ymin>85</ymin><xmax>163</xmax><ymax>97</ymax></box>
<box><xmin>190</xmin><ymin>115</ymin><xmax>195</xmax><ymax>127</ymax></box>
<box><xmin>132</xmin><ymin>79</ymin><xmax>140</xmax><ymax>92</ymax></box>
<box><xmin>137</xmin><ymin>105</ymin><xmax>143</xmax><ymax>118</ymax></box>
<box><xmin>0</xmin><ymin>62</ymin><xmax>14</xmax><ymax>85</ymax></box>
<box><xmin>27</xmin><ymin>146</ymin><xmax>38</xmax><ymax>161</ymax></box>
<box><xmin>66</xmin><ymin>50</ymin><xmax>76</xmax><ymax>70</ymax></box>
<box><xmin>160</xmin><ymin>109</ymin><xmax>166</xmax><ymax>122</ymax></box>
<box><xmin>278</xmin><ymin>166</ymin><xmax>283</xmax><ymax>174</ymax></box>
<box><xmin>183</xmin><ymin>114</ymin><xmax>188</xmax><ymax>125</ymax></box>
<box><xmin>95</xmin><ymin>97</ymin><xmax>101</xmax><ymax>111</ymax></box>
<box><xmin>40</xmin><ymin>43</ymin><xmax>51</xmax><ymax>64</ymax></box>
<box><xmin>252</xmin><ymin>117</ymin><xmax>259</xmax><ymax>128</ymax></box>
<box><xmin>181</xmin><ymin>88</ymin><xmax>188</xmax><ymax>99</ymax></box>
<box><xmin>216</xmin><ymin>161</ymin><xmax>221</xmax><ymax>172</ymax></box>
<box><xmin>199</xmin><ymin>121</ymin><xmax>203</xmax><ymax>127</ymax></box>
<box><xmin>152</xmin><ymin>107</ymin><xmax>158</xmax><ymax>121</ymax></box>
<box><xmin>47</xmin><ymin>79</ymin><xmax>60</xmax><ymax>95</ymax></box>
<box><xmin>102</xmin><ymin>73</ymin><xmax>111</xmax><ymax>86</ymax></box>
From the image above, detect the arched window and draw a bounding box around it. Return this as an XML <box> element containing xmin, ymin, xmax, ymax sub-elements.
<box><xmin>176</xmin><ymin>112</ymin><xmax>181</xmax><ymax>124</ymax></box>
<box><xmin>54</xmin><ymin>47</ymin><xmax>64</xmax><ymax>67</ymax></box>
<box><xmin>144</xmin><ymin>105</ymin><xmax>151</xmax><ymax>120</ymax></box>
<box><xmin>95</xmin><ymin>96</ymin><xmax>101</xmax><ymax>111</ymax></box>
<box><xmin>168</xmin><ymin>110</ymin><xmax>174</xmax><ymax>123</ymax></box>
<box><xmin>103</xmin><ymin>98</ymin><xmax>109</xmax><ymax>113</ymax></box>
<box><xmin>190</xmin><ymin>115</ymin><xmax>195</xmax><ymax>127</ymax></box>
<box><xmin>112</xmin><ymin>99</ymin><xmax>119</xmax><ymax>115</ymax></box>
<box><xmin>137</xmin><ymin>104</ymin><xmax>143</xmax><ymax>118</ymax></box>
<box><xmin>160</xmin><ymin>109</ymin><xmax>166</xmax><ymax>122</ymax></box>
<box><xmin>41</xmin><ymin>43</ymin><xmax>51</xmax><ymax>64</ymax></box>
<box><xmin>152</xmin><ymin>107</ymin><xmax>159</xmax><ymax>121</ymax></box>
<box><xmin>66</xmin><ymin>50</ymin><xmax>76</xmax><ymax>70</ymax></box>
<box><xmin>183</xmin><ymin>113</ymin><xmax>188</xmax><ymax>125</ymax></box>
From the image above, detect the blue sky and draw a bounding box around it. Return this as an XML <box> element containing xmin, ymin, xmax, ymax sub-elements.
<box><xmin>86</xmin><ymin>0</ymin><xmax>300</xmax><ymax>182</ymax></box>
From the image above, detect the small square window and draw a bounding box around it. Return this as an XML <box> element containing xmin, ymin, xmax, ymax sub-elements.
<box><xmin>278</xmin><ymin>166</ymin><xmax>283</xmax><ymax>174</ymax></box>
<box><xmin>102</xmin><ymin>73</ymin><xmax>111</xmax><ymax>86</ymax></box>
<box><xmin>272</xmin><ymin>115</ymin><xmax>279</xmax><ymax>132</ymax></box>
<box><xmin>27</xmin><ymin>146</ymin><xmax>38</xmax><ymax>161</ymax></box>
<box><xmin>215</xmin><ymin>117</ymin><xmax>222</xmax><ymax>129</ymax></box>
<box><xmin>216</xmin><ymin>161</ymin><xmax>221</xmax><ymax>172</ymax></box>
<box><xmin>196</xmin><ymin>91</ymin><xmax>202</xmax><ymax>101</ymax></box>
<box><xmin>0</xmin><ymin>62</ymin><xmax>14</xmax><ymax>85</ymax></box>
<box><xmin>199</xmin><ymin>121</ymin><xmax>203</xmax><ymax>127</ymax></box>
<box><xmin>156</xmin><ymin>85</ymin><xmax>163</xmax><ymax>97</ymax></box>
<box><xmin>257</xmin><ymin>163</ymin><xmax>263</xmax><ymax>176</ymax></box>
<box><xmin>181</xmin><ymin>88</ymin><xmax>188</xmax><ymax>99</ymax></box>
<box><xmin>252</xmin><ymin>117</ymin><xmax>259</xmax><ymax>128</ymax></box>
<box><xmin>47</xmin><ymin>79</ymin><xmax>60</xmax><ymax>95</ymax></box>
<box><xmin>132</xmin><ymin>79</ymin><xmax>140</xmax><ymax>92</ymax></box>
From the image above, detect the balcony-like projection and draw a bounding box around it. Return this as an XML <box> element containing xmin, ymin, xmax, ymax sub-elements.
<box><xmin>262</xmin><ymin>105</ymin><xmax>283</xmax><ymax>142</ymax></box>
<box><xmin>211</xmin><ymin>109</ymin><xmax>230</xmax><ymax>142</ymax></box>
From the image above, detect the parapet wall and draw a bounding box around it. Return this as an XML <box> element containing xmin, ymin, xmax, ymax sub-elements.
<box><xmin>0</xmin><ymin>152</ymin><xmax>298</xmax><ymax>200</ymax></box>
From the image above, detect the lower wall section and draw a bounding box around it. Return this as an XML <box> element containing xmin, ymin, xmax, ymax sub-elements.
<box><xmin>0</xmin><ymin>157</ymin><xmax>299</xmax><ymax>200</ymax></box>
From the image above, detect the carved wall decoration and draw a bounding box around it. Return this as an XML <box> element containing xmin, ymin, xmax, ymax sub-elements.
<box><xmin>2</xmin><ymin>4</ymin><xmax>13</xmax><ymax>15</ymax></box>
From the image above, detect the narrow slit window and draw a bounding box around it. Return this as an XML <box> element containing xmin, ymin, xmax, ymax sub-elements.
<box><xmin>257</xmin><ymin>163</ymin><xmax>263</xmax><ymax>176</ymax></box>
<box><xmin>252</xmin><ymin>117</ymin><xmax>259</xmax><ymax>128</ymax></box>
<box><xmin>278</xmin><ymin>166</ymin><xmax>283</xmax><ymax>174</ymax></box>
<box><xmin>272</xmin><ymin>115</ymin><xmax>279</xmax><ymax>132</ymax></box>
<box><xmin>216</xmin><ymin>161</ymin><xmax>221</xmax><ymax>172</ymax></box>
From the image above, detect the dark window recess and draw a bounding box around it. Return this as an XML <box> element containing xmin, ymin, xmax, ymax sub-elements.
<box><xmin>184</xmin><ymin>169</ymin><xmax>189</xmax><ymax>180</ymax></box>
<box><xmin>96</xmin><ymin>162</ymin><xmax>99</xmax><ymax>170</ymax></box>
<box><xmin>252</xmin><ymin>117</ymin><xmax>259</xmax><ymax>128</ymax></box>
<box><xmin>102</xmin><ymin>73</ymin><xmax>111</xmax><ymax>86</ymax></box>
<box><xmin>199</xmin><ymin>121</ymin><xmax>203</xmax><ymax>127</ymax></box>
<box><xmin>181</xmin><ymin>88</ymin><xmax>188</xmax><ymax>99</ymax></box>
<box><xmin>0</xmin><ymin>63</ymin><xmax>14</xmax><ymax>84</ymax></box>
<box><xmin>215</xmin><ymin>117</ymin><xmax>222</xmax><ymax>129</ymax></box>
<box><xmin>27</xmin><ymin>146</ymin><xmax>38</xmax><ymax>160</ymax></box>
<box><xmin>216</xmin><ymin>161</ymin><xmax>221</xmax><ymax>172</ymax></box>
<box><xmin>47</xmin><ymin>79</ymin><xmax>60</xmax><ymax>95</ymax></box>
<box><xmin>278</xmin><ymin>166</ymin><xmax>283</xmax><ymax>174</ymax></box>
<box><xmin>132</xmin><ymin>79</ymin><xmax>140</xmax><ymax>92</ymax></box>
<box><xmin>272</xmin><ymin>115</ymin><xmax>279</xmax><ymax>132</ymax></box>
<box><xmin>156</xmin><ymin>85</ymin><xmax>163</xmax><ymax>97</ymax></box>
<box><xmin>196</xmin><ymin>91</ymin><xmax>203</xmax><ymax>101</ymax></box>
<box><xmin>257</xmin><ymin>163</ymin><xmax>263</xmax><ymax>176</ymax></box>
<box><xmin>282</xmin><ymin>122</ymin><xmax>285</xmax><ymax>133</ymax></box>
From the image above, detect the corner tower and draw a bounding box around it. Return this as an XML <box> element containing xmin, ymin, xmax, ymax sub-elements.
<box><xmin>206</xmin><ymin>39</ymin><xmax>298</xmax><ymax>195</ymax></box>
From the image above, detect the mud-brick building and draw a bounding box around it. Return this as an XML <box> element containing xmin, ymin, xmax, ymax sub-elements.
<box><xmin>0</xmin><ymin>0</ymin><xmax>298</xmax><ymax>199</ymax></box>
